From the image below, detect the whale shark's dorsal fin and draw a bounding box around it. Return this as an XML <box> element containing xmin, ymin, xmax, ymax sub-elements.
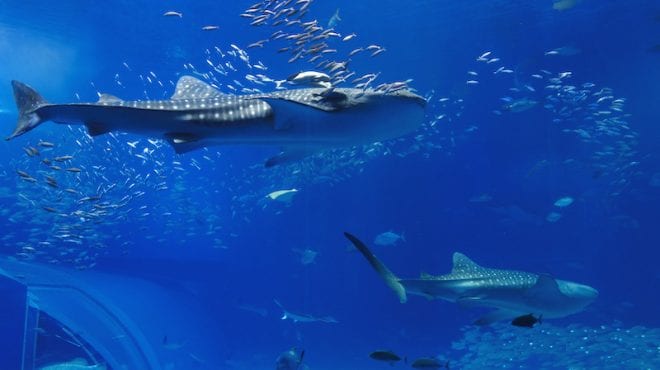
<box><xmin>171</xmin><ymin>76</ymin><xmax>231</xmax><ymax>100</ymax></box>
<box><xmin>451</xmin><ymin>252</ymin><xmax>483</xmax><ymax>274</ymax></box>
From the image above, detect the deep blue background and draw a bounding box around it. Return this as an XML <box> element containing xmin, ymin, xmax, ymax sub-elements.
<box><xmin>0</xmin><ymin>0</ymin><xmax>659</xmax><ymax>368</ymax></box>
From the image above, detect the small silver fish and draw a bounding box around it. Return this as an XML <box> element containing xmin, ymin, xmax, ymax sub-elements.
<box><xmin>163</xmin><ymin>11</ymin><xmax>182</xmax><ymax>17</ymax></box>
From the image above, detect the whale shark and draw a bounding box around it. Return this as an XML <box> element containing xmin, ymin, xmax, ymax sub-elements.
<box><xmin>7</xmin><ymin>76</ymin><xmax>426</xmax><ymax>166</ymax></box>
<box><xmin>343</xmin><ymin>232</ymin><xmax>598</xmax><ymax>325</ymax></box>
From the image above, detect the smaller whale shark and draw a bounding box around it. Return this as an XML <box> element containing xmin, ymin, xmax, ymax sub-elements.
<box><xmin>344</xmin><ymin>232</ymin><xmax>598</xmax><ymax>325</ymax></box>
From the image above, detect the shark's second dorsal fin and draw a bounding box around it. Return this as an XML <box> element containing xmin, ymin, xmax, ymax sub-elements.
<box><xmin>420</xmin><ymin>272</ymin><xmax>436</xmax><ymax>279</ymax></box>
<box><xmin>171</xmin><ymin>76</ymin><xmax>231</xmax><ymax>100</ymax></box>
<box><xmin>451</xmin><ymin>252</ymin><xmax>483</xmax><ymax>274</ymax></box>
<box><xmin>97</xmin><ymin>93</ymin><xmax>123</xmax><ymax>103</ymax></box>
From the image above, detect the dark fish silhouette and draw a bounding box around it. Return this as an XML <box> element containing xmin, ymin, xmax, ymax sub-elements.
<box><xmin>511</xmin><ymin>313</ymin><xmax>542</xmax><ymax>328</ymax></box>
<box><xmin>411</xmin><ymin>357</ymin><xmax>449</xmax><ymax>369</ymax></box>
<box><xmin>369</xmin><ymin>350</ymin><xmax>403</xmax><ymax>364</ymax></box>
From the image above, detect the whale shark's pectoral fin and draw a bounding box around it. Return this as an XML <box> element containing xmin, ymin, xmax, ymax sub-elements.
<box><xmin>265</xmin><ymin>147</ymin><xmax>319</xmax><ymax>167</ymax></box>
<box><xmin>85</xmin><ymin>122</ymin><xmax>111</xmax><ymax>137</ymax></box>
<box><xmin>525</xmin><ymin>274</ymin><xmax>564</xmax><ymax>303</ymax></box>
<box><xmin>474</xmin><ymin>309</ymin><xmax>523</xmax><ymax>326</ymax></box>
<box><xmin>164</xmin><ymin>133</ymin><xmax>203</xmax><ymax>154</ymax></box>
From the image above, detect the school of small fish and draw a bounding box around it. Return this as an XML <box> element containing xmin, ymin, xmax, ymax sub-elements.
<box><xmin>0</xmin><ymin>0</ymin><xmax>646</xmax><ymax>272</ymax></box>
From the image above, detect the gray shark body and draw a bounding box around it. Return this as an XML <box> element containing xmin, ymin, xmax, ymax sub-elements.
<box><xmin>274</xmin><ymin>299</ymin><xmax>338</xmax><ymax>324</ymax></box>
<box><xmin>344</xmin><ymin>232</ymin><xmax>598</xmax><ymax>325</ymax></box>
<box><xmin>8</xmin><ymin>76</ymin><xmax>426</xmax><ymax>166</ymax></box>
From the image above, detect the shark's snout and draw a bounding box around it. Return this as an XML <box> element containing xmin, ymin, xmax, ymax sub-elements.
<box><xmin>560</xmin><ymin>281</ymin><xmax>599</xmax><ymax>301</ymax></box>
<box><xmin>581</xmin><ymin>285</ymin><xmax>599</xmax><ymax>299</ymax></box>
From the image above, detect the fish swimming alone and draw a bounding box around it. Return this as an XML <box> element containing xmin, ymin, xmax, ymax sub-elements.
<box><xmin>286</xmin><ymin>71</ymin><xmax>332</xmax><ymax>88</ymax></box>
<box><xmin>369</xmin><ymin>350</ymin><xmax>403</xmax><ymax>365</ymax></box>
<box><xmin>274</xmin><ymin>299</ymin><xmax>338</xmax><ymax>324</ymax></box>
<box><xmin>343</xmin><ymin>232</ymin><xmax>598</xmax><ymax>325</ymax></box>
<box><xmin>267</xmin><ymin>188</ymin><xmax>299</xmax><ymax>203</ymax></box>
<box><xmin>7</xmin><ymin>76</ymin><xmax>426</xmax><ymax>166</ymax></box>
<box><xmin>374</xmin><ymin>231</ymin><xmax>406</xmax><ymax>247</ymax></box>
<box><xmin>292</xmin><ymin>247</ymin><xmax>319</xmax><ymax>265</ymax></box>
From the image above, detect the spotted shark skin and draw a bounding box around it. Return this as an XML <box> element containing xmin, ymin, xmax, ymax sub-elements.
<box><xmin>344</xmin><ymin>232</ymin><xmax>598</xmax><ymax>325</ymax></box>
<box><xmin>8</xmin><ymin>76</ymin><xmax>426</xmax><ymax>166</ymax></box>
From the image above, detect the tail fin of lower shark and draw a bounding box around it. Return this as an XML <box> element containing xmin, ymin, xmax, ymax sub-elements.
<box><xmin>7</xmin><ymin>80</ymin><xmax>48</xmax><ymax>140</ymax></box>
<box><xmin>344</xmin><ymin>232</ymin><xmax>407</xmax><ymax>303</ymax></box>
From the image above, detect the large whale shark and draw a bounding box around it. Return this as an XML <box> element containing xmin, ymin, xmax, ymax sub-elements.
<box><xmin>7</xmin><ymin>76</ymin><xmax>426</xmax><ymax>166</ymax></box>
<box><xmin>344</xmin><ymin>232</ymin><xmax>598</xmax><ymax>325</ymax></box>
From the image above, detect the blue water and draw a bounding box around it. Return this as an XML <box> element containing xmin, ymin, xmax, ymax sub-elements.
<box><xmin>0</xmin><ymin>0</ymin><xmax>659</xmax><ymax>369</ymax></box>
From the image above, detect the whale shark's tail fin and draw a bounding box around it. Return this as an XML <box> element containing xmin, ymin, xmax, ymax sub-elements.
<box><xmin>344</xmin><ymin>232</ymin><xmax>407</xmax><ymax>303</ymax></box>
<box><xmin>7</xmin><ymin>80</ymin><xmax>49</xmax><ymax>140</ymax></box>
